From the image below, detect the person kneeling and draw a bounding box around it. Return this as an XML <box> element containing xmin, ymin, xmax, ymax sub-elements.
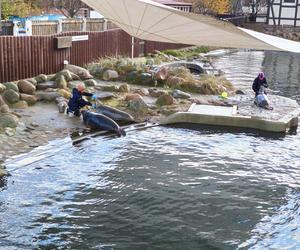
<box><xmin>67</xmin><ymin>83</ymin><xmax>96</xmax><ymax>117</ymax></box>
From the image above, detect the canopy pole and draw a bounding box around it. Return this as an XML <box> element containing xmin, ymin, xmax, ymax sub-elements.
<box><xmin>131</xmin><ymin>36</ymin><xmax>135</xmax><ymax>61</ymax></box>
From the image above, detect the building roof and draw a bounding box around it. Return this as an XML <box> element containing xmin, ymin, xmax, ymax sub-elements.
<box><xmin>152</xmin><ymin>0</ymin><xmax>192</xmax><ymax>6</ymax></box>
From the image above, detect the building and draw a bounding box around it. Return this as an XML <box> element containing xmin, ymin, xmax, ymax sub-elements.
<box><xmin>153</xmin><ymin>0</ymin><xmax>192</xmax><ymax>12</ymax></box>
<box><xmin>268</xmin><ymin>0</ymin><xmax>300</xmax><ymax>26</ymax></box>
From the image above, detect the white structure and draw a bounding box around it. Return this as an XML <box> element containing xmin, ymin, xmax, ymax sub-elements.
<box><xmin>268</xmin><ymin>0</ymin><xmax>300</xmax><ymax>26</ymax></box>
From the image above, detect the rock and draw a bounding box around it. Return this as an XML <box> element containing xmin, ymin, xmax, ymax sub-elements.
<box><xmin>0</xmin><ymin>83</ymin><xmax>6</xmax><ymax>93</ymax></box>
<box><xmin>55</xmin><ymin>69</ymin><xmax>73</xmax><ymax>82</ymax></box>
<box><xmin>57</xmin><ymin>101</ymin><xmax>68</xmax><ymax>113</ymax></box>
<box><xmin>55</xmin><ymin>96</ymin><xmax>68</xmax><ymax>105</ymax></box>
<box><xmin>146</xmin><ymin>58</ymin><xmax>155</xmax><ymax>65</ymax></box>
<box><xmin>47</xmin><ymin>74</ymin><xmax>56</xmax><ymax>81</ymax></box>
<box><xmin>26</xmin><ymin>78</ymin><xmax>38</xmax><ymax>86</ymax></box>
<box><xmin>149</xmin><ymin>88</ymin><xmax>168</xmax><ymax>97</ymax></box>
<box><xmin>5</xmin><ymin>127</ymin><xmax>15</xmax><ymax>136</ymax></box>
<box><xmin>155</xmin><ymin>67</ymin><xmax>168</xmax><ymax>80</ymax></box>
<box><xmin>119</xmin><ymin>84</ymin><xmax>130</xmax><ymax>93</ymax></box>
<box><xmin>172</xmin><ymin>89</ymin><xmax>191</xmax><ymax>99</ymax></box>
<box><xmin>166</xmin><ymin>76</ymin><xmax>184</xmax><ymax>87</ymax></box>
<box><xmin>0</xmin><ymin>104</ymin><xmax>10</xmax><ymax>113</ymax></box>
<box><xmin>128</xmin><ymin>96</ymin><xmax>148</xmax><ymax>115</ymax></box>
<box><xmin>36</xmin><ymin>81</ymin><xmax>57</xmax><ymax>90</ymax></box>
<box><xmin>102</xmin><ymin>70</ymin><xmax>119</xmax><ymax>81</ymax></box>
<box><xmin>36</xmin><ymin>91</ymin><xmax>60</xmax><ymax>102</ymax></box>
<box><xmin>3</xmin><ymin>82</ymin><xmax>19</xmax><ymax>92</ymax></box>
<box><xmin>35</xmin><ymin>74</ymin><xmax>48</xmax><ymax>83</ymax></box>
<box><xmin>0</xmin><ymin>113</ymin><xmax>19</xmax><ymax>128</ymax></box>
<box><xmin>134</xmin><ymin>88</ymin><xmax>149</xmax><ymax>96</ymax></box>
<box><xmin>3</xmin><ymin>89</ymin><xmax>20</xmax><ymax>104</ymax></box>
<box><xmin>17</xmin><ymin>80</ymin><xmax>36</xmax><ymax>95</ymax></box>
<box><xmin>12</xmin><ymin>100</ymin><xmax>28</xmax><ymax>109</ymax></box>
<box><xmin>236</xmin><ymin>89</ymin><xmax>245</xmax><ymax>95</ymax></box>
<box><xmin>84</xmin><ymin>79</ymin><xmax>97</xmax><ymax>87</ymax></box>
<box><xmin>0</xmin><ymin>168</ymin><xmax>8</xmax><ymax>177</ymax></box>
<box><xmin>101</xmin><ymin>85</ymin><xmax>120</xmax><ymax>92</ymax></box>
<box><xmin>58</xmin><ymin>89</ymin><xmax>71</xmax><ymax>99</ymax></box>
<box><xmin>0</xmin><ymin>95</ymin><xmax>6</xmax><ymax>106</ymax></box>
<box><xmin>20</xmin><ymin>93</ymin><xmax>37</xmax><ymax>106</ymax></box>
<box><xmin>139</xmin><ymin>73</ymin><xmax>154</xmax><ymax>85</ymax></box>
<box><xmin>70</xmin><ymin>72</ymin><xmax>81</xmax><ymax>80</ymax></box>
<box><xmin>125</xmin><ymin>93</ymin><xmax>143</xmax><ymax>101</ymax></box>
<box><xmin>55</xmin><ymin>75</ymin><xmax>68</xmax><ymax>89</ymax></box>
<box><xmin>16</xmin><ymin>122</ymin><xmax>26</xmax><ymax>133</ymax></box>
<box><xmin>156</xmin><ymin>94</ymin><xmax>175</xmax><ymax>106</ymax></box>
<box><xmin>65</xmin><ymin>64</ymin><xmax>93</xmax><ymax>80</ymax></box>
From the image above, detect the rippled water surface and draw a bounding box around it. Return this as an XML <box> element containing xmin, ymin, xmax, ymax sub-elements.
<box><xmin>1</xmin><ymin>51</ymin><xmax>300</xmax><ymax>249</ymax></box>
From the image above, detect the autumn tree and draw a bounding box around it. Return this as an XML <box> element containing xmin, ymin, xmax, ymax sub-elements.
<box><xmin>1</xmin><ymin>0</ymin><xmax>41</xmax><ymax>19</ymax></box>
<box><xmin>192</xmin><ymin>0</ymin><xmax>232</xmax><ymax>15</ymax></box>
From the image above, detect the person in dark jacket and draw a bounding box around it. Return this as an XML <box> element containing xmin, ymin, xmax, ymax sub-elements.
<box><xmin>67</xmin><ymin>83</ymin><xmax>96</xmax><ymax>117</ymax></box>
<box><xmin>252</xmin><ymin>72</ymin><xmax>268</xmax><ymax>96</ymax></box>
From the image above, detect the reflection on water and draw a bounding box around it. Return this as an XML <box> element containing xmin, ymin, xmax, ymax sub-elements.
<box><xmin>0</xmin><ymin>50</ymin><xmax>300</xmax><ymax>249</ymax></box>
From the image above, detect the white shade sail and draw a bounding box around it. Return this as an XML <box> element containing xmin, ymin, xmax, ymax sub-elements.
<box><xmin>82</xmin><ymin>0</ymin><xmax>300</xmax><ymax>53</ymax></box>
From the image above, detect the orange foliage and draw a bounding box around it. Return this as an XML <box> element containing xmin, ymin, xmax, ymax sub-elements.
<box><xmin>193</xmin><ymin>0</ymin><xmax>232</xmax><ymax>14</ymax></box>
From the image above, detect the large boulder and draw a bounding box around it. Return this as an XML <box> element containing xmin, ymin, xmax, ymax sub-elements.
<box><xmin>0</xmin><ymin>104</ymin><xmax>10</xmax><ymax>113</ymax></box>
<box><xmin>36</xmin><ymin>91</ymin><xmax>60</xmax><ymax>102</ymax></box>
<box><xmin>84</xmin><ymin>79</ymin><xmax>97</xmax><ymax>87</ymax></box>
<box><xmin>172</xmin><ymin>89</ymin><xmax>191</xmax><ymax>99</ymax></box>
<box><xmin>3</xmin><ymin>82</ymin><xmax>19</xmax><ymax>92</ymax></box>
<box><xmin>0</xmin><ymin>113</ymin><xmax>19</xmax><ymax>128</ymax></box>
<box><xmin>166</xmin><ymin>76</ymin><xmax>185</xmax><ymax>87</ymax></box>
<box><xmin>148</xmin><ymin>88</ymin><xmax>168</xmax><ymax>98</ymax></box>
<box><xmin>134</xmin><ymin>88</ymin><xmax>149</xmax><ymax>96</ymax></box>
<box><xmin>26</xmin><ymin>78</ymin><xmax>38</xmax><ymax>86</ymax></box>
<box><xmin>156</xmin><ymin>94</ymin><xmax>175</xmax><ymax>106</ymax></box>
<box><xmin>12</xmin><ymin>100</ymin><xmax>28</xmax><ymax>109</ymax></box>
<box><xmin>17</xmin><ymin>80</ymin><xmax>36</xmax><ymax>95</ymax></box>
<box><xmin>125</xmin><ymin>93</ymin><xmax>143</xmax><ymax>101</ymax></box>
<box><xmin>128</xmin><ymin>96</ymin><xmax>148</xmax><ymax>115</ymax></box>
<box><xmin>35</xmin><ymin>74</ymin><xmax>48</xmax><ymax>83</ymax></box>
<box><xmin>0</xmin><ymin>95</ymin><xmax>6</xmax><ymax>106</ymax></box>
<box><xmin>155</xmin><ymin>66</ymin><xmax>169</xmax><ymax>81</ymax></box>
<box><xmin>55</xmin><ymin>75</ymin><xmax>68</xmax><ymax>89</ymax></box>
<box><xmin>0</xmin><ymin>84</ymin><xmax>6</xmax><ymax>93</ymax></box>
<box><xmin>101</xmin><ymin>85</ymin><xmax>120</xmax><ymax>92</ymax></box>
<box><xmin>65</xmin><ymin>64</ymin><xmax>93</xmax><ymax>80</ymax></box>
<box><xmin>20</xmin><ymin>93</ymin><xmax>37</xmax><ymax>106</ymax></box>
<box><xmin>36</xmin><ymin>81</ymin><xmax>57</xmax><ymax>90</ymax></box>
<box><xmin>3</xmin><ymin>89</ymin><xmax>20</xmax><ymax>104</ymax></box>
<box><xmin>119</xmin><ymin>84</ymin><xmax>130</xmax><ymax>93</ymax></box>
<box><xmin>126</xmin><ymin>71</ymin><xmax>154</xmax><ymax>86</ymax></box>
<box><xmin>55</xmin><ymin>69</ymin><xmax>73</xmax><ymax>82</ymax></box>
<box><xmin>58</xmin><ymin>89</ymin><xmax>71</xmax><ymax>99</ymax></box>
<box><xmin>70</xmin><ymin>72</ymin><xmax>81</xmax><ymax>81</ymax></box>
<box><xmin>102</xmin><ymin>70</ymin><xmax>119</xmax><ymax>81</ymax></box>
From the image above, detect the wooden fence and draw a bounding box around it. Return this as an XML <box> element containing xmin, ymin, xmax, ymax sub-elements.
<box><xmin>0</xmin><ymin>29</ymin><xmax>185</xmax><ymax>83</ymax></box>
<box><xmin>1</xmin><ymin>18</ymin><xmax>118</xmax><ymax>36</ymax></box>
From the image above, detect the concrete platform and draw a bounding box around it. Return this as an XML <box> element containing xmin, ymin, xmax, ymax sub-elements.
<box><xmin>160</xmin><ymin>101</ymin><xmax>300</xmax><ymax>133</ymax></box>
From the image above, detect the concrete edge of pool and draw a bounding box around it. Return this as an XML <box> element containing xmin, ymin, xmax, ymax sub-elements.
<box><xmin>159</xmin><ymin>104</ymin><xmax>300</xmax><ymax>133</ymax></box>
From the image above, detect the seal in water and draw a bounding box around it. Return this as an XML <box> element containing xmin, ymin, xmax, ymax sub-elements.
<box><xmin>82</xmin><ymin>110</ymin><xmax>126</xmax><ymax>136</ymax></box>
<box><xmin>95</xmin><ymin>104</ymin><xmax>134</xmax><ymax>125</ymax></box>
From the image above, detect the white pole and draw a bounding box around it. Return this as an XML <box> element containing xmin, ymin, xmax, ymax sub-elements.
<box><xmin>131</xmin><ymin>36</ymin><xmax>134</xmax><ymax>61</ymax></box>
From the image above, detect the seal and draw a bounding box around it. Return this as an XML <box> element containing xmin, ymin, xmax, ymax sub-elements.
<box><xmin>82</xmin><ymin>110</ymin><xmax>126</xmax><ymax>136</ymax></box>
<box><xmin>95</xmin><ymin>104</ymin><xmax>134</xmax><ymax>125</ymax></box>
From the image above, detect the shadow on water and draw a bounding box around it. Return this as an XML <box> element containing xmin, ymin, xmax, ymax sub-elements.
<box><xmin>166</xmin><ymin>123</ymin><xmax>290</xmax><ymax>140</ymax></box>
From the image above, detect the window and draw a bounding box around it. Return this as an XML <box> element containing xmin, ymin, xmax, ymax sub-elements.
<box><xmin>284</xmin><ymin>0</ymin><xmax>295</xmax><ymax>3</ymax></box>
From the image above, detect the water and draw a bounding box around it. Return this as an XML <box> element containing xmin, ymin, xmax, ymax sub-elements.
<box><xmin>1</xmin><ymin>50</ymin><xmax>300</xmax><ymax>249</ymax></box>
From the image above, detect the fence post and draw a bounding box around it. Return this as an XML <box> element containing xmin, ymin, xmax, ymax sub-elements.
<box><xmin>82</xmin><ymin>18</ymin><xmax>87</xmax><ymax>32</ymax></box>
<box><xmin>13</xmin><ymin>21</ymin><xmax>19</xmax><ymax>36</ymax></box>
<box><xmin>57</xmin><ymin>19</ymin><xmax>62</xmax><ymax>33</ymax></box>
<box><xmin>103</xmin><ymin>19</ymin><xmax>108</xmax><ymax>31</ymax></box>
<box><xmin>25</xmin><ymin>20</ymin><xmax>32</xmax><ymax>36</ymax></box>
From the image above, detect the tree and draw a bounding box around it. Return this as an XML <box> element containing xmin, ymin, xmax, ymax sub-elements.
<box><xmin>192</xmin><ymin>0</ymin><xmax>232</xmax><ymax>15</ymax></box>
<box><xmin>52</xmin><ymin>0</ymin><xmax>86</xmax><ymax>18</ymax></box>
<box><xmin>1</xmin><ymin>0</ymin><xmax>41</xmax><ymax>19</ymax></box>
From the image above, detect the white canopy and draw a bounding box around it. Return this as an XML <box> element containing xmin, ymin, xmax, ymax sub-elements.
<box><xmin>82</xmin><ymin>0</ymin><xmax>300</xmax><ymax>53</ymax></box>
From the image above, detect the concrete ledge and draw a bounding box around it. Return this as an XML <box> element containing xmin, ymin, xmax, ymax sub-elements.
<box><xmin>160</xmin><ymin>104</ymin><xmax>300</xmax><ymax>133</ymax></box>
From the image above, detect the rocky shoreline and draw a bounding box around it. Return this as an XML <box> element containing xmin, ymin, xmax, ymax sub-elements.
<box><xmin>0</xmin><ymin>48</ymin><xmax>298</xmax><ymax>177</ymax></box>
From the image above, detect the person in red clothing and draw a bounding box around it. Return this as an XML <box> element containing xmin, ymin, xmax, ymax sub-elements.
<box><xmin>67</xmin><ymin>83</ymin><xmax>96</xmax><ymax>117</ymax></box>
